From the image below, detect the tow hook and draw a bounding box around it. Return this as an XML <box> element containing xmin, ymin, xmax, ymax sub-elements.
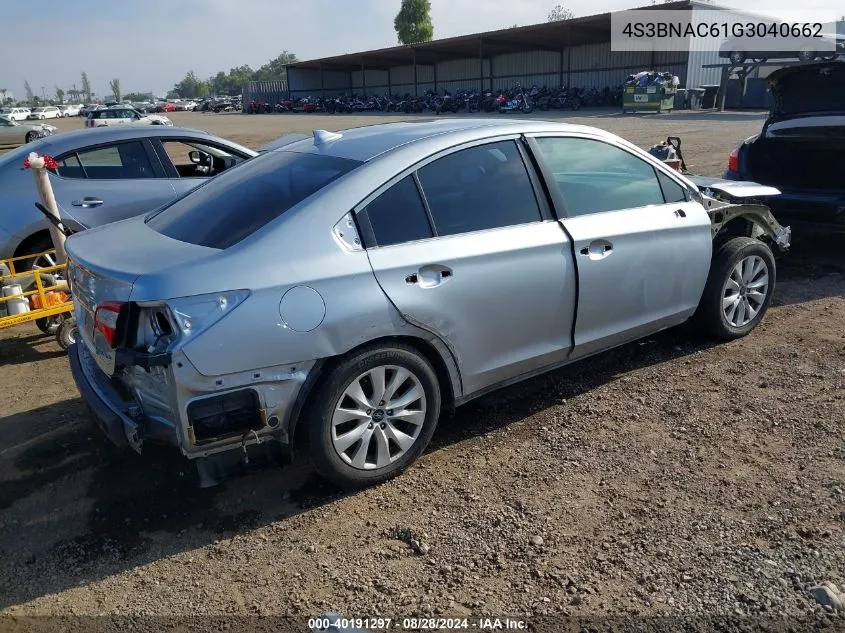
<box><xmin>241</xmin><ymin>429</ymin><xmax>261</xmax><ymax>464</ymax></box>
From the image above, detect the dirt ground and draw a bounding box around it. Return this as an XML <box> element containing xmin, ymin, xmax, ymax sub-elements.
<box><xmin>0</xmin><ymin>110</ymin><xmax>843</xmax><ymax>632</ymax></box>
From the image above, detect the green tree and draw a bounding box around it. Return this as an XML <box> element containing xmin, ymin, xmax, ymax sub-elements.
<box><xmin>253</xmin><ymin>52</ymin><xmax>297</xmax><ymax>82</ymax></box>
<box><xmin>24</xmin><ymin>80</ymin><xmax>34</xmax><ymax>102</ymax></box>
<box><xmin>55</xmin><ymin>86</ymin><xmax>65</xmax><ymax>103</ymax></box>
<box><xmin>81</xmin><ymin>71</ymin><xmax>92</xmax><ymax>102</ymax></box>
<box><xmin>173</xmin><ymin>71</ymin><xmax>209</xmax><ymax>99</ymax></box>
<box><xmin>209</xmin><ymin>65</ymin><xmax>255</xmax><ymax>95</ymax></box>
<box><xmin>547</xmin><ymin>4</ymin><xmax>573</xmax><ymax>21</ymax></box>
<box><xmin>109</xmin><ymin>78</ymin><xmax>121</xmax><ymax>102</ymax></box>
<box><xmin>123</xmin><ymin>92</ymin><xmax>152</xmax><ymax>102</ymax></box>
<box><xmin>394</xmin><ymin>0</ymin><xmax>433</xmax><ymax>44</ymax></box>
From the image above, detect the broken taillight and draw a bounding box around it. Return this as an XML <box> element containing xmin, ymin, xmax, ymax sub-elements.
<box><xmin>728</xmin><ymin>147</ymin><xmax>740</xmax><ymax>174</ymax></box>
<box><xmin>94</xmin><ymin>301</ymin><xmax>124</xmax><ymax>348</ymax></box>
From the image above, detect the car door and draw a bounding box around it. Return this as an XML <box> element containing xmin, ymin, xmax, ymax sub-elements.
<box><xmin>50</xmin><ymin>139</ymin><xmax>175</xmax><ymax>230</ymax></box>
<box><xmin>362</xmin><ymin>138</ymin><xmax>577</xmax><ymax>396</ymax></box>
<box><xmin>527</xmin><ymin>134</ymin><xmax>711</xmax><ymax>359</ymax></box>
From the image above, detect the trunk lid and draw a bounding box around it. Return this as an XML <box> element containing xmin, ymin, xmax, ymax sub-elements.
<box><xmin>767</xmin><ymin>61</ymin><xmax>845</xmax><ymax>121</ymax></box>
<box><xmin>66</xmin><ymin>215</ymin><xmax>220</xmax><ymax>375</ymax></box>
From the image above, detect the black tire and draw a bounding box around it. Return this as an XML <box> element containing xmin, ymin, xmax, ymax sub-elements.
<box><xmin>797</xmin><ymin>48</ymin><xmax>815</xmax><ymax>62</ymax></box>
<box><xmin>56</xmin><ymin>317</ymin><xmax>78</xmax><ymax>351</ymax></box>
<box><xmin>303</xmin><ymin>343</ymin><xmax>442</xmax><ymax>489</ymax></box>
<box><xmin>15</xmin><ymin>234</ymin><xmax>54</xmax><ymax>272</ymax></box>
<box><xmin>729</xmin><ymin>50</ymin><xmax>746</xmax><ymax>64</ymax></box>
<box><xmin>696</xmin><ymin>237</ymin><xmax>776</xmax><ymax>340</ymax></box>
<box><xmin>36</xmin><ymin>315</ymin><xmax>63</xmax><ymax>335</ymax></box>
<box><xmin>25</xmin><ymin>132</ymin><xmax>37</xmax><ymax>143</ymax></box>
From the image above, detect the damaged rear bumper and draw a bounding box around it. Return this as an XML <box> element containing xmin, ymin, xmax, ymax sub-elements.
<box><xmin>69</xmin><ymin>339</ymin><xmax>314</xmax><ymax>461</ymax></box>
<box><xmin>68</xmin><ymin>342</ymin><xmax>138</xmax><ymax>449</ymax></box>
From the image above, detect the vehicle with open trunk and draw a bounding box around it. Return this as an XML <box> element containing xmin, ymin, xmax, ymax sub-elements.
<box><xmin>724</xmin><ymin>60</ymin><xmax>844</xmax><ymax>230</ymax></box>
<box><xmin>65</xmin><ymin>120</ymin><xmax>790</xmax><ymax>488</ymax></box>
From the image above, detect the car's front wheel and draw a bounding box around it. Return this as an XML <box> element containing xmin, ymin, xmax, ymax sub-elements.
<box><xmin>304</xmin><ymin>343</ymin><xmax>442</xmax><ymax>488</ymax></box>
<box><xmin>696</xmin><ymin>237</ymin><xmax>776</xmax><ymax>340</ymax></box>
<box><xmin>729</xmin><ymin>50</ymin><xmax>746</xmax><ymax>64</ymax></box>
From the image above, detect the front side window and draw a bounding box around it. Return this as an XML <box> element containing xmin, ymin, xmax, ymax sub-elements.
<box><xmin>416</xmin><ymin>140</ymin><xmax>542</xmax><ymax>237</ymax></box>
<box><xmin>159</xmin><ymin>140</ymin><xmax>246</xmax><ymax>178</ymax></box>
<box><xmin>363</xmin><ymin>176</ymin><xmax>433</xmax><ymax>247</ymax></box>
<box><xmin>147</xmin><ymin>150</ymin><xmax>360</xmax><ymax>249</ymax></box>
<box><xmin>534</xmin><ymin>137</ymin><xmax>666</xmax><ymax>216</ymax></box>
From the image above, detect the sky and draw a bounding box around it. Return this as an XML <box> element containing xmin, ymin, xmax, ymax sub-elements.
<box><xmin>0</xmin><ymin>0</ymin><xmax>841</xmax><ymax>100</ymax></box>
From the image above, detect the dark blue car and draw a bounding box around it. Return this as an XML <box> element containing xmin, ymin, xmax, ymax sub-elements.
<box><xmin>724</xmin><ymin>60</ymin><xmax>844</xmax><ymax>230</ymax></box>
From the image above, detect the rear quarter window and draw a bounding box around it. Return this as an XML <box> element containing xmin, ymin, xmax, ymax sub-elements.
<box><xmin>146</xmin><ymin>150</ymin><xmax>360</xmax><ymax>249</ymax></box>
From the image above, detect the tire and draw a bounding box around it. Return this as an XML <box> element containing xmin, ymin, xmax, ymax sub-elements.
<box><xmin>521</xmin><ymin>102</ymin><xmax>533</xmax><ymax>114</ymax></box>
<box><xmin>303</xmin><ymin>343</ymin><xmax>442</xmax><ymax>489</ymax></box>
<box><xmin>15</xmin><ymin>234</ymin><xmax>54</xmax><ymax>272</ymax></box>
<box><xmin>55</xmin><ymin>317</ymin><xmax>77</xmax><ymax>351</ymax></box>
<box><xmin>696</xmin><ymin>237</ymin><xmax>776</xmax><ymax>341</ymax></box>
<box><xmin>36</xmin><ymin>315</ymin><xmax>63</xmax><ymax>335</ymax></box>
<box><xmin>25</xmin><ymin>132</ymin><xmax>36</xmax><ymax>143</ymax></box>
<box><xmin>798</xmin><ymin>48</ymin><xmax>815</xmax><ymax>62</ymax></box>
<box><xmin>729</xmin><ymin>50</ymin><xmax>746</xmax><ymax>64</ymax></box>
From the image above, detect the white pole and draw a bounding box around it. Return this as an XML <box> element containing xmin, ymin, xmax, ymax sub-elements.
<box><xmin>26</xmin><ymin>153</ymin><xmax>67</xmax><ymax>264</ymax></box>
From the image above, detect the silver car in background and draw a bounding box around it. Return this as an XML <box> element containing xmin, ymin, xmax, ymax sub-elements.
<box><xmin>0</xmin><ymin>126</ymin><xmax>255</xmax><ymax>270</ymax></box>
<box><xmin>66</xmin><ymin>120</ymin><xmax>785</xmax><ymax>488</ymax></box>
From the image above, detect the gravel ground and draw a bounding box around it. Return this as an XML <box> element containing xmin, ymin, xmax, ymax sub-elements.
<box><xmin>0</xmin><ymin>110</ymin><xmax>843</xmax><ymax>632</ymax></box>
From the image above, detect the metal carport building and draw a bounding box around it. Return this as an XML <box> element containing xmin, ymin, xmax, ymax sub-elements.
<box><xmin>284</xmin><ymin>1</ymin><xmax>701</xmax><ymax>100</ymax></box>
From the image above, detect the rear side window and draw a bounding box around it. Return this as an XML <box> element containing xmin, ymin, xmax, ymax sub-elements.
<box><xmin>363</xmin><ymin>176</ymin><xmax>433</xmax><ymax>247</ymax></box>
<box><xmin>416</xmin><ymin>141</ymin><xmax>541</xmax><ymax>237</ymax></box>
<box><xmin>74</xmin><ymin>142</ymin><xmax>155</xmax><ymax>179</ymax></box>
<box><xmin>147</xmin><ymin>151</ymin><xmax>360</xmax><ymax>249</ymax></box>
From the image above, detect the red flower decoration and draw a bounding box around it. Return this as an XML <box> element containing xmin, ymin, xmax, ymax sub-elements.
<box><xmin>23</xmin><ymin>155</ymin><xmax>59</xmax><ymax>170</ymax></box>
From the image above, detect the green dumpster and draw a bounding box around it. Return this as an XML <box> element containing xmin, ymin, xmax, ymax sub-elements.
<box><xmin>623</xmin><ymin>84</ymin><xmax>676</xmax><ymax>114</ymax></box>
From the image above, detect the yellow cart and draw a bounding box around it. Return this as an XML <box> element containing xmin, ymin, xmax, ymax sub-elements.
<box><xmin>0</xmin><ymin>249</ymin><xmax>77</xmax><ymax>349</ymax></box>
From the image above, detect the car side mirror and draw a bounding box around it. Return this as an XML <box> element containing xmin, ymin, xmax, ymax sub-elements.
<box><xmin>188</xmin><ymin>150</ymin><xmax>202</xmax><ymax>164</ymax></box>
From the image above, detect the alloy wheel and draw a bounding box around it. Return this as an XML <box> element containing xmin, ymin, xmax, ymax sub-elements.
<box><xmin>331</xmin><ymin>365</ymin><xmax>426</xmax><ymax>470</ymax></box>
<box><xmin>722</xmin><ymin>255</ymin><xmax>769</xmax><ymax>327</ymax></box>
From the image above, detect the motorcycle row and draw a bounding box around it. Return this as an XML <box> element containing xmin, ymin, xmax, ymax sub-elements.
<box><xmin>245</xmin><ymin>84</ymin><xmax>625</xmax><ymax>115</ymax></box>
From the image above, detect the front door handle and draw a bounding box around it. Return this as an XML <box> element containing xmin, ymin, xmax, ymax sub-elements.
<box><xmin>406</xmin><ymin>265</ymin><xmax>453</xmax><ymax>288</ymax></box>
<box><xmin>579</xmin><ymin>240</ymin><xmax>613</xmax><ymax>260</ymax></box>
<box><xmin>72</xmin><ymin>197</ymin><xmax>104</xmax><ymax>208</ymax></box>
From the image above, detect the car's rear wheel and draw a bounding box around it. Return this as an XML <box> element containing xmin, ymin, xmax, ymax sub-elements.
<box><xmin>25</xmin><ymin>132</ymin><xmax>36</xmax><ymax>143</ymax></box>
<box><xmin>303</xmin><ymin>343</ymin><xmax>441</xmax><ymax>488</ymax></box>
<box><xmin>696</xmin><ymin>237</ymin><xmax>776</xmax><ymax>340</ymax></box>
<box><xmin>798</xmin><ymin>47</ymin><xmax>816</xmax><ymax>62</ymax></box>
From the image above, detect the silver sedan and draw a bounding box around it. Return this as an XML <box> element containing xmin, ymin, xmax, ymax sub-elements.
<box><xmin>0</xmin><ymin>114</ymin><xmax>56</xmax><ymax>146</ymax></box>
<box><xmin>66</xmin><ymin>119</ymin><xmax>784</xmax><ymax>488</ymax></box>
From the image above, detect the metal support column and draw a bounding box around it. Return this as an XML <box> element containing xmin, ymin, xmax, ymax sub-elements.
<box><xmin>566</xmin><ymin>28</ymin><xmax>572</xmax><ymax>87</ymax></box>
<box><xmin>559</xmin><ymin>48</ymin><xmax>564</xmax><ymax>87</ymax></box>
<box><xmin>479</xmin><ymin>36</ymin><xmax>484</xmax><ymax>91</ymax></box>
<box><xmin>717</xmin><ymin>65</ymin><xmax>729</xmax><ymax>112</ymax></box>
<box><xmin>361</xmin><ymin>59</ymin><xmax>366</xmax><ymax>97</ymax></box>
<box><xmin>413</xmin><ymin>48</ymin><xmax>418</xmax><ymax>97</ymax></box>
<box><xmin>319</xmin><ymin>64</ymin><xmax>325</xmax><ymax>99</ymax></box>
<box><xmin>433</xmin><ymin>63</ymin><xmax>438</xmax><ymax>94</ymax></box>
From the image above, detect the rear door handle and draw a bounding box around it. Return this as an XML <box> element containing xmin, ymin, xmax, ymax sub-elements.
<box><xmin>72</xmin><ymin>197</ymin><xmax>104</xmax><ymax>208</ymax></box>
<box><xmin>674</xmin><ymin>208</ymin><xmax>687</xmax><ymax>218</ymax></box>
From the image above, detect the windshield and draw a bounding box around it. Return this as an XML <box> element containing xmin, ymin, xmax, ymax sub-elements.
<box><xmin>146</xmin><ymin>150</ymin><xmax>360</xmax><ymax>249</ymax></box>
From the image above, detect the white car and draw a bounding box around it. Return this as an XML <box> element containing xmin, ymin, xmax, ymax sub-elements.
<box><xmin>84</xmin><ymin>107</ymin><xmax>172</xmax><ymax>128</ymax></box>
<box><xmin>27</xmin><ymin>106</ymin><xmax>61</xmax><ymax>120</ymax></box>
<box><xmin>61</xmin><ymin>104</ymin><xmax>82</xmax><ymax>117</ymax></box>
<box><xmin>0</xmin><ymin>107</ymin><xmax>30</xmax><ymax>121</ymax></box>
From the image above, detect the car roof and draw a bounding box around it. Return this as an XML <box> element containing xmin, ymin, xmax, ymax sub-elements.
<box><xmin>282</xmin><ymin>118</ymin><xmax>615</xmax><ymax>162</ymax></box>
<box><xmin>37</xmin><ymin>126</ymin><xmax>255</xmax><ymax>154</ymax></box>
